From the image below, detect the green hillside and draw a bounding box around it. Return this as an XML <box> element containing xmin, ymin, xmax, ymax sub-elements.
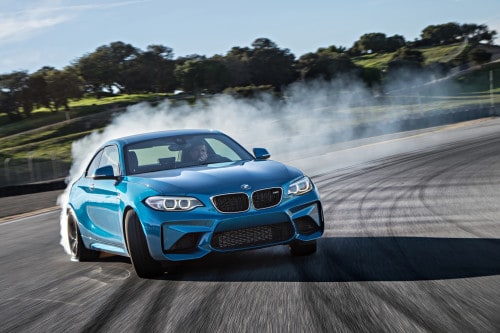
<box><xmin>353</xmin><ymin>43</ymin><xmax>465</xmax><ymax>69</ymax></box>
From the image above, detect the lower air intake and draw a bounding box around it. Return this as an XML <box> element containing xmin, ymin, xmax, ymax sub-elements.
<box><xmin>294</xmin><ymin>216</ymin><xmax>321</xmax><ymax>235</ymax></box>
<box><xmin>211</xmin><ymin>222</ymin><xmax>294</xmax><ymax>250</ymax></box>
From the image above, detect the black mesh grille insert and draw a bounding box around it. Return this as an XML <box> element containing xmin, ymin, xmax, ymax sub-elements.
<box><xmin>252</xmin><ymin>188</ymin><xmax>282</xmax><ymax>209</ymax></box>
<box><xmin>211</xmin><ymin>222</ymin><xmax>294</xmax><ymax>250</ymax></box>
<box><xmin>294</xmin><ymin>216</ymin><xmax>321</xmax><ymax>235</ymax></box>
<box><xmin>212</xmin><ymin>193</ymin><xmax>249</xmax><ymax>213</ymax></box>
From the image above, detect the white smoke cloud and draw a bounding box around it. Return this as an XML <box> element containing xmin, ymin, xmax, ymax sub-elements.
<box><xmin>59</xmin><ymin>79</ymin><xmax>371</xmax><ymax>253</ymax></box>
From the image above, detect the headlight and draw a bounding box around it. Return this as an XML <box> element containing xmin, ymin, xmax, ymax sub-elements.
<box><xmin>288</xmin><ymin>176</ymin><xmax>313</xmax><ymax>196</ymax></box>
<box><xmin>144</xmin><ymin>196</ymin><xmax>204</xmax><ymax>211</ymax></box>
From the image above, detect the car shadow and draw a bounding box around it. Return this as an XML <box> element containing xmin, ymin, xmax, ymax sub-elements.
<box><xmin>159</xmin><ymin>236</ymin><xmax>500</xmax><ymax>282</ymax></box>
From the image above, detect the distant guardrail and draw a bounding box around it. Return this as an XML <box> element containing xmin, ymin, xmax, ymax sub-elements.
<box><xmin>0</xmin><ymin>158</ymin><xmax>70</xmax><ymax>187</ymax></box>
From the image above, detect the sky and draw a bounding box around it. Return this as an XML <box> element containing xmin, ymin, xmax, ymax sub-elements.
<box><xmin>1</xmin><ymin>0</ymin><xmax>500</xmax><ymax>74</ymax></box>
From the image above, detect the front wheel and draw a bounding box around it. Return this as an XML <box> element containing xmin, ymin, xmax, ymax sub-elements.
<box><xmin>289</xmin><ymin>239</ymin><xmax>317</xmax><ymax>256</ymax></box>
<box><xmin>67</xmin><ymin>210</ymin><xmax>100</xmax><ymax>261</ymax></box>
<box><xmin>125</xmin><ymin>210</ymin><xmax>164</xmax><ymax>278</ymax></box>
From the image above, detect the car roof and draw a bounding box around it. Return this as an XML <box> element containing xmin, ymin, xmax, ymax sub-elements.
<box><xmin>107</xmin><ymin>129</ymin><xmax>223</xmax><ymax>146</ymax></box>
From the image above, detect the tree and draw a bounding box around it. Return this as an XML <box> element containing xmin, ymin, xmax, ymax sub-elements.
<box><xmin>359</xmin><ymin>33</ymin><xmax>388</xmax><ymax>53</ymax></box>
<box><xmin>296</xmin><ymin>52</ymin><xmax>318</xmax><ymax>79</ymax></box>
<box><xmin>146</xmin><ymin>44</ymin><xmax>174</xmax><ymax>60</ymax></box>
<box><xmin>420</xmin><ymin>22</ymin><xmax>463</xmax><ymax>45</ymax></box>
<box><xmin>386</xmin><ymin>35</ymin><xmax>406</xmax><ymax>52</ymax></box>
<box><xmin>0</xmin><ymin>71</ymin><xmax>31</xmax><ymax>120</ymax></box>
<box><xmin>122</xmin><ymin>44</ymin><xmax>176</xmax><ymax>93</ymax></box>
<box><xmin>175</xmin><ymin>56</ymin><xmax>205</xmax><ymax>93</ymax></box>
<box><xmin>76</xmin><ymin>51</ymin><xmax>111</xmax><ymax>96</ymax></box>
<box><xmin>316</xmin><ymin>45</ymin><xmax>347</xmax><ymax>54</ymax></box>
<box><xmin>297</xmin><ymin>51</ymin><xmax>358</xmax><ymax>81</ymax></box>
<box><xmin>174</xmin><ymin>57</ymin><xmax>230</xmax><ymax>94</ymax></box>
<box><xmin>0</xmin><ymin>91</ymin><xmax>18</xmax><ymax>121</ymax></box>
<box><xmin>75</xmin><ymin>42</ymin><xmax>138</xmax><ymax>96</ymax></box>
<box><xmin>461</xmin><ymin>23</ymin><xmax>497</xmax><ymax>44</ymax></box>
<box><xmin>251</xmin><ymin>38</ymin><xmax>278</xmax><ymax>49</ymax></box>
<box><xmin>418</xmin><ymin>22</ymin><xmax>497</xmax><ymax>46</ymax></box>
<box><xmin>202</xmin><ymin>56</ymin><xmax>231</xmax><ymax>93</ymax></box>
<box><xmin>45</xmin><ymin>67</ymin><xmax>83</xmax><ymax>111</ymax></box>
<box><xmin>106</xmin><ymin>41</ymin><xmax>139</xmax><ymax>91</ymax></box>
<box><xmin>29</xmin><ymin>68</ymin><xmax>52</xmax><ymax>110</ymax></box>
<box><xmin>248</xmin><ymin>38</ymin><xmax>297</xmax><ymax>88</ymax></box>
<box><xmin>223</xmin><ymin>47</ymin><xmax>252</xmax><ymax>87</ymax></box>
<box><xmin>349</xmin><ymin>33</ymin><xmax>406</xmax><ymax>54</ymax></box>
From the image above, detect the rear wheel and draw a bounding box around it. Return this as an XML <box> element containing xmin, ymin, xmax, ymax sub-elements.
<box><xmin>125</xmin><ymin>210</ymin><xmax>164</xmax><ymax>278</ymax></box>
<box><xmin>290</xmin><ymin>239</ymin><xmax>317</xmax><ymax>256</ymax></box>
<box><xmin>67</xmin><ymin>210</ymin><xmax>100</xmax><ymax>261</ymax></box>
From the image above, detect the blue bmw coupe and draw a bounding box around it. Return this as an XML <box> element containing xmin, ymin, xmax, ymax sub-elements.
<box><xmin>67</xmin><ymin>129</ymin><xmax>324</xmax><ymax>278</ymax></box>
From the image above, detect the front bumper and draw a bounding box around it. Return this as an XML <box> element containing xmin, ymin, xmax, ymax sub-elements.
<box><xmin>141</xmin><ymin>191</ymin><xmax>324</xmax><ymax>262</ymax></box>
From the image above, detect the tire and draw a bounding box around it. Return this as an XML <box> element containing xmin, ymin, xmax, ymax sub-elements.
<box><xmin>290</xmin><ymin>239</ymin><xmax>317</xmax><ymax>256</ymax></box>
<box><xmin>125</xmin><ymin>210</ymin><xmax>164</xmax><ymax>278</ymax></box>
<box><xmin>67</xmin><ymin>210</ymin><xmax>100</xmax><ymax>261</ymax></box>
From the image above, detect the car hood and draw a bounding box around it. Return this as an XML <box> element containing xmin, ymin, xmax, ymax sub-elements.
<box><xmin>126</xmin><ymin>160</ymin><xmax>303</xmax><ymax>195</ymax></box>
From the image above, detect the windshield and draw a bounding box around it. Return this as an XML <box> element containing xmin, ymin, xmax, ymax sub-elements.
<box><xmin>125</xmin><ymin>133</ymin><xmax>253</xmax><ymax>175</ymax></box>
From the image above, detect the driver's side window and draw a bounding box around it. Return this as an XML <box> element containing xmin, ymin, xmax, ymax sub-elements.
<box><xmin>205</xmin><ymin>138</ymin><xmax>240</xmax><ymax>161</ymax></box>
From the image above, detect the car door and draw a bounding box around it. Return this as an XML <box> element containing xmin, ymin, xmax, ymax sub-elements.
<box><xmin>85</xmin><ymin>145</ymin><xmax>124</xmax><ymax>247</ymax></box>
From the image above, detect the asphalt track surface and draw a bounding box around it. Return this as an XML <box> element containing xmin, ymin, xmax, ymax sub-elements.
<box><xmin>1</xmin><ymin>118</ymin><xmax>500</xmax><ymax>332</ymax></box>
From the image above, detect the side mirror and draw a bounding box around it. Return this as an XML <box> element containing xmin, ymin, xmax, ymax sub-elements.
<box><xmin>253</xmin><ymin>148</ymin><xmax>271</xmax><ymax>160</ymax></box>
<box><xmin>92</xmin><ymin>165</ymin><xmax>118</xmax><ymax>180</ymax></box>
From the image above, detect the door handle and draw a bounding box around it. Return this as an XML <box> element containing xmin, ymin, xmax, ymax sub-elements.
<box><xmin>90</xmin><ymin>183</ymin><xmax>95</xmax><ymax>191</ymax></box>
